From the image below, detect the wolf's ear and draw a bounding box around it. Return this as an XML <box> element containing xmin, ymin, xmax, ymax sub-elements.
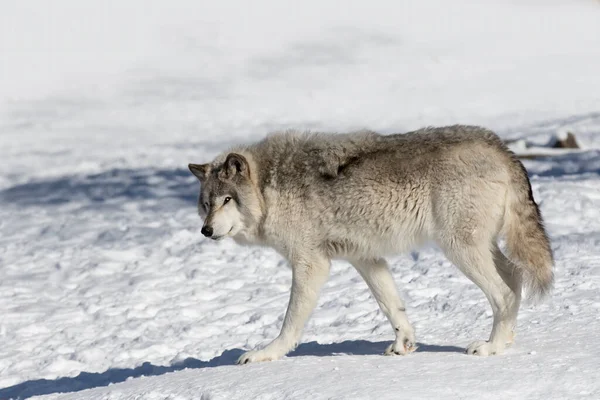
<box><xmin>221</xmin><ymin>153</ymin><xmax>250</xmax><ymax>180</ymax></box>
<box><xmin>188</xmin><ymin>163</ymin><xmax>210</xmax><ymax>181</ymax></box>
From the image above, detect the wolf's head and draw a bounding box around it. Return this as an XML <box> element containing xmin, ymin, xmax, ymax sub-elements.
<box><xmin>188</xmin><ymin>153</ymin><xmax>263</xmax><ymax>241</ymax></box>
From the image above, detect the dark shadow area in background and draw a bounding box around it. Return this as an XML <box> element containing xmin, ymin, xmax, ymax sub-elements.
<box><xmin>0</xmin><ymin>340</ymin><xmax>464</xmax><ymax>399</ymax></box>
<box><xmin>524</xmin><ymin>150</ymin><xmax>600</xmax><ymax>178</ymax></box>
<box><xmin>0</xmin><ymin>168</ymin><xmax>198</xmax><ymax>207</ymax></box>
<box><xmin>2</xmin><ymin>148</ymin><xmax>600</xmax><ymax>209</ymax></box>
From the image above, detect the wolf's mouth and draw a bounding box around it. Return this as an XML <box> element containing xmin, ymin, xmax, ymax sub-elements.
<box><xmin>211</xmin><ymin>227</ymin><xmax>233</xmax><ymax>241</ymax></box>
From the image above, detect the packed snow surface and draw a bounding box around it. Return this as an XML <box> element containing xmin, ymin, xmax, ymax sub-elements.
<box><xmin>1</xmin><ymin>0</ymin><xmax>600</xmax><ymax>399</ymax></box>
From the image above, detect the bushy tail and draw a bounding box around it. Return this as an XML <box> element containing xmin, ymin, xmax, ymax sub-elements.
<box><xmin>505</xmin><ymin>157</ymin><xmax>554</xmax><ymax>300</ymax></box>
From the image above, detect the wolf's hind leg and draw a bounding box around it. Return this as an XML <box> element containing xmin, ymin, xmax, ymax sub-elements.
<box><xmin>237</xmin><ymin>254</ymin><xmax>330</xmax><ymax>364</ymax></box>
<box><xmin>441</xmin><ymin>242</ymin><xmax>520</xmax><ymax>356</ymax></box>
<box><xmin>492</xmin><ymin>244</ymin><xmax>522</xmax><ymax>345</ymax></box>
<box><xmin>351</xmin><ymin>258</ymin><xmax>416</xmax><ymax>355</ymax></box>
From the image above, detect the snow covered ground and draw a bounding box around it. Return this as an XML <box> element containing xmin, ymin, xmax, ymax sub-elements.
<box><xmin>1</xmin><ymin>0</ymin><xmax>600</xmax><ymax>399</ymax></box>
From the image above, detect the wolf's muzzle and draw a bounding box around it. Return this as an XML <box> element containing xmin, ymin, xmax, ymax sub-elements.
<box><xmin>201</xmin><ymin>226</ymin><xmax>213</xmax><ymax>238</ymax></box>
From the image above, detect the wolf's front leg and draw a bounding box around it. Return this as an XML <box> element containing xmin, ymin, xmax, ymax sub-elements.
<box><xmin>237</xmin><ymin>254</ymin><xmax>330</xmax><ymax>364</ymax></box>
<box><xmin>351</xmin><ymin>258</ymin><xmax>417</xmax><ymax>355</ymax></box>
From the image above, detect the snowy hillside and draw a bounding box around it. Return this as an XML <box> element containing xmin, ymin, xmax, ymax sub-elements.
<box><xmin>1</xmin><ymin>0</ymin><xmax>600</xmax><ymax>399</ymax></box>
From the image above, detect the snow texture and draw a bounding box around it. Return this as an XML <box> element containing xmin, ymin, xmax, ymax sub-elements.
<box><xmin>1</xmin><ymin>0</ymin><xmax>600</xmax><ymax>399</ymax></box>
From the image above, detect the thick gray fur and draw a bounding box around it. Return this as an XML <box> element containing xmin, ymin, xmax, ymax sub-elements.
<box><xmin>188</xmin><ymin>125</ymin><xmax>554</xmax><ymax>362</ymax></box>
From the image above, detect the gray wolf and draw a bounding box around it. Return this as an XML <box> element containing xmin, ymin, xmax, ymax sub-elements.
<box><xmin>188</xmin><ymin>125</ymin><xmax>554</xmax><ymax>363</ymax></box>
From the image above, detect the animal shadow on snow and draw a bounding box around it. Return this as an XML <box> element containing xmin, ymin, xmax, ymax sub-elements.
<box><xmin>0</xmin><ymin>340</ymin><xmax>463</xmax><ymax>399</ymax></box>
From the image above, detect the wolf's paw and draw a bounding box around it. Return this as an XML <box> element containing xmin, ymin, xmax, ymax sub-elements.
<box><xmin>384</xmin><ymin>336</ymin><xmax>418</xmax><ymax>356</ymax></box>
<box><xmin>506</xmin><ymin>331</ymin><xmax>516</xmax><ymax>345</ymax></box>
<box><xmin>236</xmin><ymin>349</ymin><xmax>282</xmax><ymax>365</ymax></box>
<box><xmin>466</xmin><ymin>340</ymin><xmax>504</xmax><ymax>356</ymax></box>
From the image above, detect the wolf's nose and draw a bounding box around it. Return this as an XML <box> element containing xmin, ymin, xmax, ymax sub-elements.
<box><xmin>201</xmin><ymin>226</ymin><xmax>213</xmax><ymax>237</ymax></box>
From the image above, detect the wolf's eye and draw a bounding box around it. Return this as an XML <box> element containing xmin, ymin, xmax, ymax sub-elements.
<box><xmin>223</xmin><ymin>196</ymin><xmax>232</xmax><ymax>205</ymax></box>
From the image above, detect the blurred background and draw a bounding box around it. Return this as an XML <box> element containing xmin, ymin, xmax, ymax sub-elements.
<box><xmin>2</xmin><ymin>0</ymin><xmax>600</xmax><ymax>181</ymax></box>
